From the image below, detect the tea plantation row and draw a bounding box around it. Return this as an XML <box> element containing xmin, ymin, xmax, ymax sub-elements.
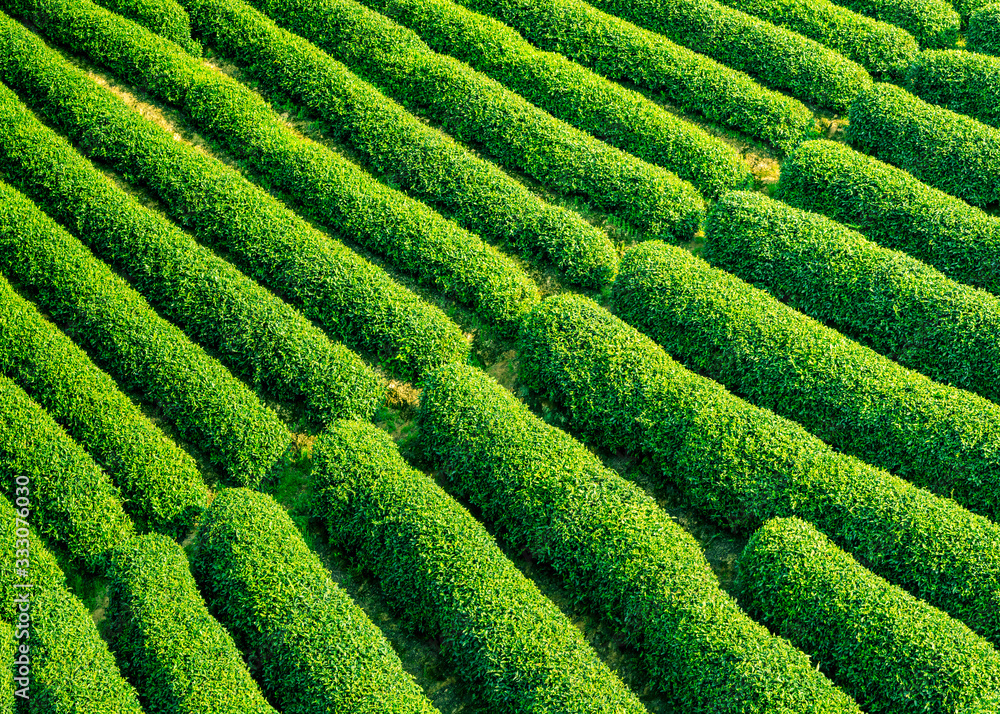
<box><xmin>1</xmin><ymin>0</ymin><xmax>999</xmax><ymax>711</ymax></box>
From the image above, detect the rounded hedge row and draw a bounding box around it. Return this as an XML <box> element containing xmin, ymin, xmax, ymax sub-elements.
<box><xmin>430</xmin><ymin>0</ymin><xmax>814</xmax><ymax>152</ymax></box>
<box><xmin>704</xmin><ymin>192</ymin><xmax>1000</xmax><ymax>410</ymax></box>
<box><xmin>186</xmin><ymin>0</ymin><xmax>617</xmax><ymax>289</ymax></box>
<box><xmin>106</xmin><ymin>533</ymin><xmax>277</xmax><ymax>713</ymax></box>
<box><xmin>0</xmin><ymin>275</ymin><xmax>207</xmax><ymax>538</ymax></box>
<box><xmin>736</xmin><ymin>517</ymin><xmax>1000</xmax><ymax>713</ymax></box>
<box><xmin>20</xmin><ymin>0</ymin><xmax>540</xmax><ymax>332</ymax></box>
<box><xmin>968</xmin><ymin>4</ymin><xmax>1000</xmax><ymax>55</ymax></box>
<box><xmin>417</xmin><ymin>364</ymin><xmax>862</xmax><ymax>714</ymax></box>
<box><xmin>90</xmin><ymin>0</ymin><xmax>202</xmax><ymax>52</ymax></box>
<box><xmin>846</xmin><ymin>81</ymin><xmax>1000</xmax><ymax>206</ymax></box>
<box><xmin>615</xmin><ymin>240</ymin><xmax>1000</xmax><ymax>521</ymax></box>
<box><xmin>312</xmin><ymin>420</ymin><xmax>647</xmax><ymax>714</ymax></box>
<box><xmin>242</xmin><ymin>0</ymin><xmax>706</xmax><ymax>241</ymax></box>
<box><xmin>0</xmin><ymin>10</ymin><xmax>469</xmax><ymax>381</ymax></box>
<box><xmin>361</xmin><ymin>0</ymin><xmax>753</xmax><ymax>199</ymax></box>
<box><xmin>0</xmin><ymin>179</ymin><xmax>291</xmax><ymax>487</ymax></box>
<box><xmin>586</xmin><ymin>0</ymin><xmax>873</xmax><ymax>111</ymax></box>
<box><xmin>776</xmin><ymin>139</ymin><xmax>1000</xmax><ymax>297</ymax></box>
<box><xmin>212</xmin><ymin>10</ymin><xmax>617</xmax><ymax>292</ymax></box>
<box><xmin>826</xmin><ymin>0</ymin><xmax>959</xmax><ymax>48</ymax></box>
<box><xmin>907</xmin><ymin>49</ymin><xmax>1000</xmax><ymax>128</ymax></box>
<box><xmin>0</xmin><ymin>497</ymin><xmax>145</xmax><ymax>714</ymax></box>
<box><xmin>190</xmin><ymin>488</ymin><xmax>439</xmax><ymax>714</ymax></box>
<box><xmin>517</xmin><ymin>293</ymin><xmax>1000</xmax><ymax>643</ymax></box>
<box><xmin>0</xmin><ymin>375</ymin><xmax>134</xmax><ymax>567</ymax></box>
<box><xmin>0</xmin><ymin>80</ymin><xmax>385</xmax><ymax>426</ymax></box>
<box><xmin>721</xmin><ymin>0</ymin><xmax>919</xmax><ymax>79</ymax></box>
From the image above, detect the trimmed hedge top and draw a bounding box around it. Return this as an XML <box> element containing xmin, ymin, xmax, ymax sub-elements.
<box><xmin>242</xmin><ymin>0</ymin><xmax>707</xmax><ymax>241</ymax></box>
<box><xmin>183</xmin><ymin>0</ymin><xmax>618</xmax><ymax>288</ymax></box>
<box><xmin>736</xmin><ymin>517</ymin><xmax>1000</xmax><ymax>713</ymax></box>
<box><xmin>106</xmin><ymin>533</ymin><xmax>278</xmax><ymax>713</ymax></box>
<box><xmin>968</xmin><ymin>4</ymin><xmax>1000</xmax><ymax>55</ymax></box>
<box><xmin>313</xmin><ymin>419</ymin><xmax>647</xmax><ymax>714</ymax></box>
<box><xmin>0</xmin><ymin>177</ymin><xmax>292</xmax><ymax>487</ymax></box>
<box><xmin>0</xmin><ymin>76</ymin><xmax>386</xmax><ymax>425</ymax></box>
<box><xmin>191</xmin><ymin>488</ymin><xmax>440</xmax><ymax>714</ymax></box>
<box><xmin>0</xmin><ymin>272</ymin><xmax>207</xmax><ymax>538</ymax></box>
<box><xmin>721</xmin><ymin>0</ymin><xmax>920</xmax><ymax>79</ymax></box>
<box><xmin>438</xmin><ymin>0</ymin><xmax>815</xmax><ymax>152</ymax></box>
<box><xmin>0</xmin><ymin>9</ymin><xmax>470</xmax><ymax>381</ymax></box>
<box><xmin>16</xmin><ymin>0</ymin><xmax>540</xmax><ymax>331</ymax></box>
<box><xmin>517</xmin><ymin>293</ymin><xmax>1000</xmax><ymax>644</ymax></box>
<box><xmin>90</xmin><ymin>0</ymin><xmax>202</xmax><ymax>52</ymax></box>
<box><xmin>776</xmin><ymin>139</ymin><xmax>1000</xmax><ymax>298</ymax></box>
<box><xmin>616</xmin><ymin>239</ymin><xmax>1000</xmax><ymax>521</ymax></box>
<box><xmin>703</xmin><ymin>191</ymin><xmax>1000</xmax><ymax>413</ymax></box>
<box><xmin>362</xmin><ymin>0</ymin><xmax>754</xmax><ymax>198</ymax></box>
<box><xmin>846</xmin><ymin>81</ymin><xmax>1000</xmax><ymax>206</ymax></box>
<box><xmin>417</xmin><ymin>363</ymin><xmax>862</xmax><ymax>714</ymax></box>
<box><xmin>821</xmin><ymin>0</ymin><xmax>958</xmax><ymax>48</ymax></box>
<box><xmin>0</xmin><ymin>497</ymin><xmax>145</xmax><ymax>713</ymax></box>
<box><xmin>585</xmin><ymin>0</ymin><xmax>873</xmax><ymax>111</ymax></box>
<box><xmin>0</xmin><ymin>374</ymin><xmax>134</xmax><ymax>567</ymax></box>
<box><xmin>907</xmin><ymin>49</ymin><xmax>1000</xmax><ymax>129</ymax></box>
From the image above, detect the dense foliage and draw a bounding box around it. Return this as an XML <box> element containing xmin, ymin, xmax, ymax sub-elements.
<box><xmin>777</xmin><ymin>139</ymin><xmax>1000</xmax><ymax>297</ymax></box>
<box><xmin>615</xmin><ymin>240</ymin><xmax>1000</xmax><ymax>522</ymax></box>
<box><xmin>847</xmin><ymin>81</ymin><xmax>1000</xmax><ymax>206</ymax></box>
<box><xmin>0</xmin><ymin>80</ymin><xmax>385</xmax><ymax>425</ymax></box>
<box><xmin>0</xmin><ymin>179</ymin><xmax>291</xmax><ymax>487</ymax></box>
<box><xmin>2</xmin><ymin>0</ymin><xmax>998</xmax><ymax>704</ymax></box>
<box><xmin>0</xmin><ymin>497</ymin><xmax>145</xmax><ymax>713</ymax></box>
<box><xmin>0</xmin><ymin>375</ymin><xmax>133</xmax><ymax>567</ymax></box>
<box><xmin>908</xmin><ymin>49</ymin><xmax>1000</xmax><ymax>128</ymax></box>
<box><xmin>0</xmin><ymin>10</ymin><xmax>469</xmax><ymax>380</ymax></box>
<box><xmin>968</xmin><ymin>3</ymin><xmax>1000</xmax><ymax>55</ymax></box>
<box><xmin>360</xmin><ymin>0</ymin><xmax>753</xmax><ymax>198</ymax></box>
<box><xmin>821</xmin><ymin>0</ymin><xmax>958</xmax><ymax>47</ymax></box>
<box><xmin>438</xmin><ymin>0</ymin><xmax>814</xmax><ymax>151</ymax></box>
<box><xmin>0</xmin><ymin>621</ymin><xmax>12</xmax><ymax>714</ymax></box>
<box><xmin>417</xmin><ymin>363</ymin><xmax>861</xmax><ymax>713</ymax></box>
<box><xmin>185</xmin><ymin>0</ymin><xmax>616</xmax><ymax>288</ymax></box>
<box><xmin>312</xmin><ymin>420</ymin><xmax>647</xmax><ymax>714</ymax></box>
<box><xmin>721</xmin><ymin>0</ymin><xmax>919</xmax><ymax>78</ymax></box>
<box><xmin>704</xmin><ymin>192</ymin><xmax>1000</xmax><ymax>410</ymax></box>
<box><xmin>518</xmin><ymin>294</ymin><xmax>1000</xmax><ymax>643</ymax></box>
<box><xmin>90</xmin><ymin>0</ymin><xmax>202</xmax><ymax>52</ymax></box>
<box><xmin>953</xmin><ymin>0</ymin><xmax>994</xmax><ymax>20</ymax></box>
<box><xmin>15</xmin><ymin>0</ymin><xmax>540</xmax><ymax>331</ymax></box>
<box><xmin>736</xmin><ymin>517</ymin><xmax>1000</xmax><ymax>713</ymax></box>
<box><xmin>0</xmin><ymin>273</ymin><xmax>207</xmax><ymax>538</ymax></box>
<box><xmin>585</xmin><ymin>0</ymin><xmax>873</xmax><ymax>111</ymax></box>
<box><xmin>191</xmin><ymin>488</ymin><xmax>443</xmax><ymax>713</ymax></box>
<box><xmin>106</xmin><ymin>534</ymin><xmax>278</xmax><ymax>713</ymax></box>
<box><xmin>241</xmin><ymin>0</ymin><xmax>707</xmax><ymax>241</ymax></box>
